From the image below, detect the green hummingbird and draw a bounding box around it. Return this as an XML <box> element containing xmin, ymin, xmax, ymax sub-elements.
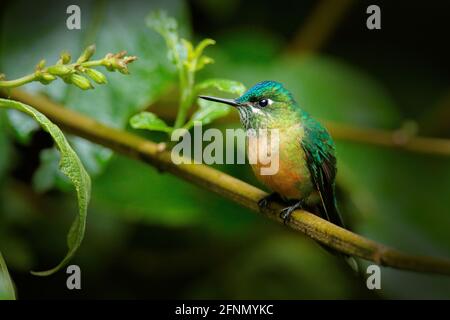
<box><xmin>199</xmin><ymin>80</ymin><xmax>345</xmax><ymax>228</ymax></box>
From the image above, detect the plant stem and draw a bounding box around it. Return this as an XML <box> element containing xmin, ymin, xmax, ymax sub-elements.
<box><xmin>0</xmin><ymin>60</ymin><xmax>106</xmax><ymax>89</ymax></box>
<box><xmin>173</xmin><ymin>69</ymin><xmax>194</xmax><ymax>129</ymax></box>
<box><xmin>4</xmin><ymin>88</ymin><xmax>450</xmax><ymax>276</ymax></box>
<box><xmin>80</xmin><ymin>60</ymin><xmax>104</xmax><ymax>68</ymax></box>
<box><xmin>0</xmin><ymin>74</ymin><xmax>37</xmax><ymax>88</ymax></box>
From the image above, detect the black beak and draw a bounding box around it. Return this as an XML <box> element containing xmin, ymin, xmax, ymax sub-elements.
<box><xmin>198</xmin><ymin>95</ymin><xmax>239</xmax><ymax>107</ymax></box>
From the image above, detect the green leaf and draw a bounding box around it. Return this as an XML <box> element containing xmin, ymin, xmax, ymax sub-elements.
<box><xmin>5</xmin><ymin>110</ymin><xmax>39</xmax><ymax>144</ymax></box>
<box><xmin>0</xmin><ymin>98</ymin><xmax>91</xmax><ymax>276</ymax></box>
<box><xmin>188</xmin><ymin>79</ymin><xmax>246</xmax><ymax>127</ymax></box>
<box><xmin>0</xmin><ymin>251</ymin><xmax>16</xmax><ymax>300</ymax></box>
<box><xmin>32</xmin><ymin>148</ymin><xmax>69</xmax><ymax>193</ymax></box>
<box><xmin>196</xmin><ymin>55</ymin><xmax>214</xmax><ymax>71</ymax></box>
<box><xmin>181</xmin><ymin>38</ymin><xmax>195</xmax><ymax>60</ymax></box>
<box><xmin>147</xmin><ymin>11</ymin><xmax>215</xmax><ymax>74</ymax></box>
<box><xmin>195</xmin><ymin>79</ymin><xmax>246</xmax><ymax>96</ymax></box>
<box><xmin>129</xmin><ymin>111</ymin><xmax>172</xmax><ymax>133</ymax></box>
<box><xmin>189</xmin><ymin>98</ymin><xmax>230</xmax><ymax>127</ymax></box>
<box><xmin>194</xmin><ymin>39</ymin><xmax>216</xmax><ymax>58</ymax></box>
<box><xmin>193</xmin><ymin>39</ymin><xmax>216</xmax><ymax>71</ymax></box>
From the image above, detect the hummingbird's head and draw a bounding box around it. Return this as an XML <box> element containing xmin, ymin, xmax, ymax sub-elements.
<box><xmin>199</xmin><ymin>80</ymin><xmax>299</xmax><ymax>129</ymax></box>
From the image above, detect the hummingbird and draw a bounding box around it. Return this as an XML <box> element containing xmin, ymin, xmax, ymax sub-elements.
<box><xmin>199</xmin><ymin>80</ymin><xmax>345</xmax><ymax>229</ymax></box>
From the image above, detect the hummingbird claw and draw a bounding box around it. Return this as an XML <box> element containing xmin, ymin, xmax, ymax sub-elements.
<box><xmin>257</xmin><ymin>198</ymin><xmax>269</xmax><ymax>208</ymax></box>
<box><xmin>279</xmin><ymin>200</ymin><xmax>305</xmax><ymax>224</ymax></box>
<box><xmin>257</xmin><ymin>192</ymin><xmax>282</xmax><ymax>210</ymax></box>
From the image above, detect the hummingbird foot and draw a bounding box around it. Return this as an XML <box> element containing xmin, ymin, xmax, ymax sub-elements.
<box><xmin>280</xmin><ymin>200</ymin><xmax>305</xmax><ymax>224</ymax></box>
<box><xmin>257</xmin><ymin>192</ymin><xmax>283</xmax><ymax>209</ymax></box>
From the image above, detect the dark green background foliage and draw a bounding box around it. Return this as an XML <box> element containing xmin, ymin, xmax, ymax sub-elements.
<box><xmin>1</xmin><ymin>0</ymin><xmax>450</xmax><ymax>298</ymax></box>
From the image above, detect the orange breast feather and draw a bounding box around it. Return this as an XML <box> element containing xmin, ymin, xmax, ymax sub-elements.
<box><xmin>247</xmin><ymin>128</ymin><xmax>310</xmax><ymax>200</ymax></box>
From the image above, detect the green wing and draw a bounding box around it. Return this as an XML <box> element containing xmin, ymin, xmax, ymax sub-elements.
<box><xmin>301</xmin><ymin>121</ymin><xmax>345</xmax><ymax>228</ymax></box>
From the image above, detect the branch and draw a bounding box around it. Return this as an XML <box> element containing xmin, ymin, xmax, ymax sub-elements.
<box><xmin>3</xmin><ymin>89</ymin><xmax>450</xmax><ymax>276</ymax></box>
<box><xmin>286</xmin><ymin>0</ymin><xmax>355</xmax><ymax>54</ymax></box>
<box><xmin>326</xmin><ymin>121</ymin><xmax>450</xmax><ymax>157</ymax></box>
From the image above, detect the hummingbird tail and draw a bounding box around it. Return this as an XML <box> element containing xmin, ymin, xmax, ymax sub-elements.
<box><xmin>316</xmin><ymin>201</ymin><xmax>360</xmax><ymax>273</ymax></box>
<box><xmin>318</xmin><ymin>243</ymin><xmax>360</xmax><ymax>273</ymax></box>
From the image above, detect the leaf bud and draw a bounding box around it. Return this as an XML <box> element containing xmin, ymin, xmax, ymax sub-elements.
<box><xmin>69</xmin><ymin>73</ymin><xmax>93</xmax><ymax>90</ymax></box>
<box><xmin>84</xmin><ymin>68</ymin><xmax>107</xmax><ymax>84</ymax></box>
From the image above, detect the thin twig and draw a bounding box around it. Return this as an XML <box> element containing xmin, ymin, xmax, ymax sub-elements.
<box><xmin>0</xmin><ymin>47</ymin><xmax>137</xmax><ymax>89</ymax></box>
<box><xmin>326</xmin><ymin>121</ymin><xmax>450</xmax><ymax>157</ymax></box>
<box><xmin>3</xmin><ymin>89</ymin><xmax>450</xmax><ymax>276</ymax></box>
<box><xmin>287</xmin><ymin>0</ymin><xmax>355</xmax><ymax>54</ymax></box>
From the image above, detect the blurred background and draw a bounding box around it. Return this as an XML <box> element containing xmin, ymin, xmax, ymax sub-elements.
<box><xmin>1</xmin><ymin>0</ymin><xmax>450</xmax><ymax>299</ymax></box>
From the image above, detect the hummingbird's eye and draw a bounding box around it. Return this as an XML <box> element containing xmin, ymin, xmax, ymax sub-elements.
<box><xmin>258</xmin><ymin>99</ymin><xmax>271</xmax><ymax>108</ymax></box>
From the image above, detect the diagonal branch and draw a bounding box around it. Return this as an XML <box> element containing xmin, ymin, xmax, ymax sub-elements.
<box><xmin>287</xmin><ymin>0</ymin><xmax>355</xmax><ymax>54</ymax></box>
<box><xmin>3</xmin><ymin>89</ymin><xmax>450</xmax><ymax>276</ymax></box>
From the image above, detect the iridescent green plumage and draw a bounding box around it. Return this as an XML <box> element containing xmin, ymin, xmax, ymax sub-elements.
<box><xmin>199</xmin><ymin>80</ymin><xmax>344</xmax><ymax>228</ymax></box>
<box><xmin>301</xmin><ymin>114</ymin><xmax>344</xmax><ymax>227</ymax></box>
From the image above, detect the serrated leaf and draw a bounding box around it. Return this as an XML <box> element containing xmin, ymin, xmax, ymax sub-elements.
<box><xmin>130</xmin><ymin>111</ymin><xmax>172</xmax><ymax>133</ymax></box>
<box><xmin>195</xmin><ymin>79</ymin><xmax>246</xmax><ymax>96</ymax></box>
<box><xmin>0</xmin><ymin>98</ymin><xmax>91</xmax><ymax>276</ymax></box>
<box><xmin>0</xmin><ymin>251</ymin><xmax>16</xmax><ymax>300</ymax></box>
